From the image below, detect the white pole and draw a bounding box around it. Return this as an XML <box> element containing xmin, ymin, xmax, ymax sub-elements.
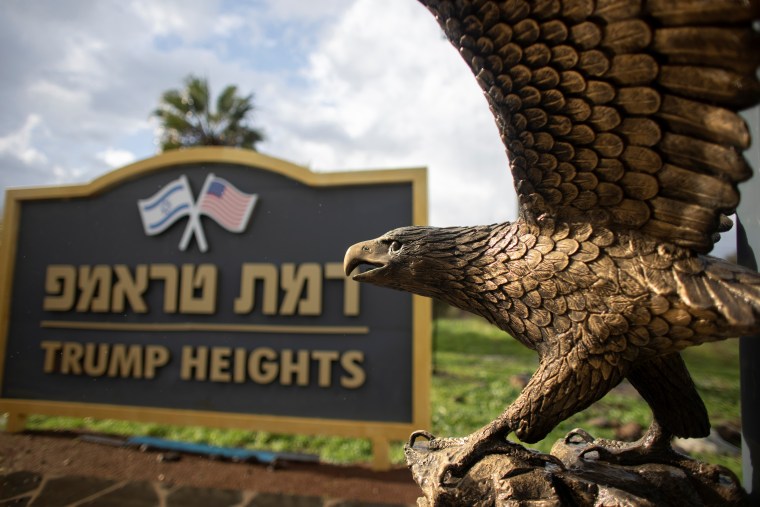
<box><xmin>179</xmin><ymin>174</ymin><xmax>210</xmax><ymax>252</ymax></box>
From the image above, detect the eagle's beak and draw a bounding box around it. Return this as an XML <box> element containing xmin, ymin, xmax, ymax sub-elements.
<box><xmin>344</xmin><ymin>239</ymin><xmax>390</xmax><ymax>280</ymax></box>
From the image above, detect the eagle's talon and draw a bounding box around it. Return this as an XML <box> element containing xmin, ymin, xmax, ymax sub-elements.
<box><xmin>440</xmin><ymin>462</ymin><xmax>465</xmax><ymax>487</ymax></box>
<box><xmin>431</xmin><ymin>432</ymin><xmax>569</xmax><ymax>486</ymax></box>
<box><xmin>577</xmin><ymin>436</ymin><xmax>686</xmax><ymax>467</ymax></box>
<box><xmin>429</xmin><ymin>431</ymin><xmax>516</xmax><ymax>486</ymax></box>
<box><xmin>533</xmin><ymin>450</ymin><xmax>566</xmax><ymax>471</ymax></box>
<box><xmin>566</xmin><ymin>428</ymin><xmax>595</xmax><ymax>445</ymax></box>
<box><xmin>579</xmin><ymin>445</ymin><xmax>613</xmax><ymax>462</ymax></box>
<box><xmin>408</xmin><ymin>429</ymin><xmax>436</xmax><ymax>447</ymax></box>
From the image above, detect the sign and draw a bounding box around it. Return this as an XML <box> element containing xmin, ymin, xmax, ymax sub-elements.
<box><xmin>0</xmin><ymin>148</ymin><xmax>430</xmax><ymax>467</ymax></box>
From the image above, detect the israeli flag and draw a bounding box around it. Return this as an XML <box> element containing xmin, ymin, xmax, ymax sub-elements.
<box><xmin>137</xmin><ymin>175</ymin><xmax>195</xmax><ymax>236</ymax></box>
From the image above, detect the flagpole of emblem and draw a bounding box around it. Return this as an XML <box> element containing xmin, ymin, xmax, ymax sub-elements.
<box><xmin>178</xmin><ymin>175</ymin><xmax>210</xmax><ymax>252</ymax></box>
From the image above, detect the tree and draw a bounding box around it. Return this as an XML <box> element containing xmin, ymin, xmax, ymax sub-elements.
<box><xmin>153</xmin><ymin>75</ymin><xmax>265</xmax><ymax>152</ymax></box>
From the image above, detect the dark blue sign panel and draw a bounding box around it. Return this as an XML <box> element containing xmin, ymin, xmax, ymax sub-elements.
<box><xmin>0</xmin><ymin>148</ymin><xmax>430</xmax><ymax>440</ymax></box>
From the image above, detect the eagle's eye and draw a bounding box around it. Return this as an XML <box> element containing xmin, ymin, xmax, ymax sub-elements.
<box><xmin>389</xmin><ymin>241</ymin><xmax>402</xmax><ymax>254</ymax></box>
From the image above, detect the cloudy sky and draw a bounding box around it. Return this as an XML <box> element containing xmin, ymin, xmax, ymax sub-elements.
<box><xmin>0</xmin><ymin>0</ymin><xmax>515</xmax><ymax>227</ymax></box>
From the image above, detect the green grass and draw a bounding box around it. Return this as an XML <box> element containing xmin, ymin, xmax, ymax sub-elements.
<box><xmin>9</xmin><ymin>318</ymin><xmax>743</xmax><ymax>477</ymax></box>
<box><xmin>22</xmin><ymin>415</ymin><xmax>374</xmax><ymax>465</ymax></box>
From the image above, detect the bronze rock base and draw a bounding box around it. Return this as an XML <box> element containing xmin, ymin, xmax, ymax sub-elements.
<box><xmin>404</xmin><ymin>429</ymin><xmax>746</xmax><ymax>506</ymax></box>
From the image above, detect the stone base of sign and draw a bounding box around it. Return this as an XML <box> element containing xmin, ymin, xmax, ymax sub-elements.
<box><xmin>404</xmin><ymin>429</ymin><xmax>747</xmax><ymax>506</ymax></box>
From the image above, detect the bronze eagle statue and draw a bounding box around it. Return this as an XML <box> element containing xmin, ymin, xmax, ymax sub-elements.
<box><xmin>344</xmin><ymin>0</ymin><xmax>760</xmax><ymax>484</ymax></box>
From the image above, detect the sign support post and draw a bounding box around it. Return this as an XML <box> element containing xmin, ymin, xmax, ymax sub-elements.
<box><xmin>5</xmin><ymin>412</ymin><xmax>26</xmax><ymax>433</ymax></box>
<box><xmin>371</xmin><ymin>436</ymin><xmax>391</xmax><ymax>471</ymax></box>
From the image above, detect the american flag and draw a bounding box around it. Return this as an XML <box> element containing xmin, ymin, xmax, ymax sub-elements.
<box><xmin>198</xmin><ymin>175</ymin><xmax>257</xmax><ymax>232</ymax></box>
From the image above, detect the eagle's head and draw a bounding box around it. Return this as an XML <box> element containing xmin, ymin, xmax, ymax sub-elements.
<box><xmin>343</xmin><ymin>224</ymin><xmax>497</xmax><ymax>306</ymax></box>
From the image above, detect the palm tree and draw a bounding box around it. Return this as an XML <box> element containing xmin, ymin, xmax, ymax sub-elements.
<box><xmin>153</xmin><ymin>75</ymin><xmax>265</xmax><ymax>152</ymax></box>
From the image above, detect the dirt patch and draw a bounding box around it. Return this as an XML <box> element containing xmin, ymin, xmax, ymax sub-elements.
<box><xmin>0</xmin><ymin>431</ymin><xmax>419</xmax><ymax>505</ymax></box>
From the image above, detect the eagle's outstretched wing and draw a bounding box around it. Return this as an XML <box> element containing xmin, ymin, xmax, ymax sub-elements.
<box><xmin>420</xmin><ymin>0</ymin><xmax>760</xmax><ymax>253</ymax></box>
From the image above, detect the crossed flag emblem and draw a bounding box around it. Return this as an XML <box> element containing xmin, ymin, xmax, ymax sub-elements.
<box><xmin>137</xmin><ymin>173</ymin><xmax>258</xmax><ymax>252</ymax></box>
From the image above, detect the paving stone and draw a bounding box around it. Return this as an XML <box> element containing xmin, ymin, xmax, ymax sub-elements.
<box><xmin>166</xmin><ymin>485</ymin><xmax>242</xmax><ymax>507</ymax></box>
<box><xmin>1</xmin><ymin>471</ymin><xmax>409</xmax><ymax>507</ymax></box>
<box><xmin>246</xmin><ymin>493</ymin><xmax>323</xmax><ymax>507</ymax></box>
<box><xmin>79</xmin><ymin>481</ymin><xmax>159</xmax><ymax>507</ymax></box>
<box><xmin>30</xmin><ymin>476</ymin><xmax>116</xmax><ymax>507</ymax></box>
<box><xmin>0</xmin><ymin>472</ymin><xmax>42</xmax><ymax>500</ymax></box>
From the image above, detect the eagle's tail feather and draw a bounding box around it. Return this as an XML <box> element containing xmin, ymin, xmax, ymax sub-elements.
<box><xmin>698</xmin><ymin>256</ymin><xmax>760</xmax><ymax>332</ymax></box>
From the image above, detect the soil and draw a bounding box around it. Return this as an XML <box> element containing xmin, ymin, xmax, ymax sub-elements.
<box><xmin>0</xmin><ymin>430</ymin><xmax>420</xmax><ymax>505</ymax></box>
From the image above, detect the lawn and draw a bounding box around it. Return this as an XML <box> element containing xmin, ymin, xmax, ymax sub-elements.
<box><xmin>10</xmin><ymin>317</ymin><xmax>743</xmax><ymax>476</ymax></box>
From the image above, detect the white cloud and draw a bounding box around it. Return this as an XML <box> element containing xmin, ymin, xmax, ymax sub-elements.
<box><xmin>51</xmin><ymin>164</ymin><xmax>86</xmax><ymax>183</ymax></box>
<box><xmin>58</xmin><ymin>34</ymin><xmax>108</xmax><ymax>84</ymax></box>
<box><xmin>213</xmin><ymin>14</ymin><xmax>247</xmax><ymax>36</ymax></box>
<box><xmin>27</xmin><ymin>80</ymin><xmax>91</xmax><ymax>112</ymax></box>
<box><xmin>261</xmin><ymin>0</ymin><xmax>347</xmax><ymax>22</ymax></box>
<box><xmin>129</xmin><ymin>0</ymin><xmax>224</xmax><ymax>41</ymax></box>
<box><xmin>0</xmin><ymin>114</ymin><xmax>48</xmax><ymax>166</ymax></box>
<box><xmin>96</xmin><ymin>148</ymin><xmax>137</xmax><ymax>168</ymax></box>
